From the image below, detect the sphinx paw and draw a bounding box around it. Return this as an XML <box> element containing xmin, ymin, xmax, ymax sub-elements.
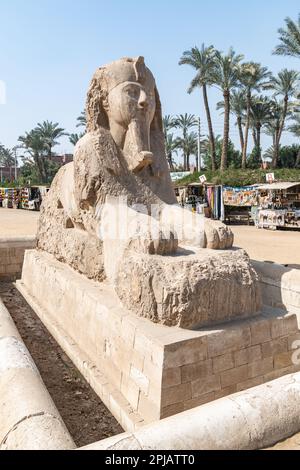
<box><xmin>204</xmin><ymin>219</ymin><xmax>234</xmax><ymax>250</ymax></box>
<box><xmin>129</xmin><ymin>229</ymin><xmax>178</xmax><ymax>255</ymax></box>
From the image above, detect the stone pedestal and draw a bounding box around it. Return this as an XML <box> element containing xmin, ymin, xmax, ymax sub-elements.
<box><xmin>17</xmin><ymin>250</ymin><xmax>300</xmax><ymax>431</ymax></box>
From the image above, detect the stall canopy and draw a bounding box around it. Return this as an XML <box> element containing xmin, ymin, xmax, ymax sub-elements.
<box><xmin>257</xmin><ymin>182</ymin><xmax>300</xmax><ymax>191</ymax></box>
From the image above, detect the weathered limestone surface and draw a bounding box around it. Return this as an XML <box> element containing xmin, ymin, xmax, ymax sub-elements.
<box><xmin>115</xmin><ymin>247</ymin><xmax>260</xmax><ymax>327</ymax></box>
<box><xmin>36</xmin><ymin>56</ymin><xmax>260</xmax><ymax>327</ymax></box>
<box><xmin>80</xmin><ymin>371</ymin><xmax>300</xmax><ymax>450</ymax></box>
<box><xmin>0</xmin><ymin>297</ymin><xmax>75</xmax><ymax>450</ymax></box>
<box><xmin>18</xmin><ymin>251</ymin><xmax>300</xmax><ymax>429</ymax></box>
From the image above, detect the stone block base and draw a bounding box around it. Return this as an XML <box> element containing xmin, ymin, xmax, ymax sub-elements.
<box><xmin>17</xmin><ymin>250</ymin><xmax>300</xmax><ymax>430</ymax></box>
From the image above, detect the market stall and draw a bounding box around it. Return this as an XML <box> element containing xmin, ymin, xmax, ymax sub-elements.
<box><xmin>222</xmin><ymin>186</ymin><xmax>260</xmax><ymax>225</ymax></box>
<box><xmin>175</xmin><ymin>180</ymin><xmax>300</xmax><ymax>230</ymax></box>
<box><xmin>255</xmin><ymin>182</ymin><xmax>300</xmax><ymax>230</ymax></box>
<box><xmin>174</xmin><ymin>183</ymin><xmax>207</xmax><ymax>213</ymax></box>
<box><xmin>0</xmin><ymin>186</ymin><xmax>49</xmax><ymax>211</ymax></box>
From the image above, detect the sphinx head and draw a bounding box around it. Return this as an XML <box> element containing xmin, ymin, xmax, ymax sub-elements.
<box><xmin>86</xmin><ymin>56</ymin><xmax>162</xmax><ymax>173</ymax></box>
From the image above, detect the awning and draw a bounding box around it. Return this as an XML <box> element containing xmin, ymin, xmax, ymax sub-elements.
<box><xmin>257</xmin><ymin>182</ymin><xmax>300</xmax><ymax>191</ymax></box>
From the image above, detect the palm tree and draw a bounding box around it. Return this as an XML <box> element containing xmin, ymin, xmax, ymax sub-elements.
<box><xmin>175</xmin><ymin>132</ymin><xmax>198</xmax><ymax>171</ymax></box>
<box><xmin>263</xmin><ymin>100</ymin><xmax>288</xmax><ymax>168</ymax></box>
<box><xmin>0</xmin><ymin>146</ymin><xmax>15</xmax><ymax>180</ymax></box>
<box><xmin>288</xmin><ymin>113</ymin><xmax>300</xmax><ymax>167</ymax></box>
<box><xmin>165</xmin><ymin>133</ymin><xmax>178</xmax><ymax>170</ymax></box>
<box><xmin>174</xmin><ymin>113</ymin><xmax>198</xmax><ymax>136</ymax></box>
<box><xmin>289</xmin><ymin>113</ymin><xmax>300</xmax><ymax>135</ymax></box>
<box><xmin>201</xmin><ymin>135</ymin><xmax>241</xmax><ymax>169</ymax></box>
<box><xmin>76</xmin><ymin>111</ymin><xmax>87</xmax><ymax>130</ymax></box>
<box><xmin>0</xmin><ymin>146</ymin><xmax>14</xmax><ymax>167</ymax></box>
<box><xmin>174</xmin><ymin>114</ymin><xmax>198</xmax><ymax>170</ymax></box>
<box><xmin>217</xmin><ymin>89</ymin><xmax>247</xmax><ymax>153</ymax></box>
<box><xmin>249</xmin><ymin>96</ymin><xmax>273</xmax><ymax>162</ymax></box>
<box><xmin>263</xmin><ymin>146</ymin><xmax>275</xmax><ymax>162</ymax></box>
<box><xmin>210</xmin><ymin>48</ymin><xmax>244</xmax><ymax>170</ymax></box>
<box><xmin>18</xmin><ymin>130</ymin><xmax>48</xmax><ymax>182</ymax></box>
<box><xmin>274</xmin><ymin>14</ymin><xmax>300</xmax><ymax>58</ymax></box>
<box><xmin>239</xmin><ymin>62</ymin><xmax>271</xmax><ymax>169</ymax></box>
<box><xmin>179</xmin><ymin>44</ymin><xmax>217</xmax><ymax>170</ymax></box>
<box><xmin>69</xmin><ymin>133</ymin><xmax>84</xmax><ymax>146</ymax></box>
<box><xmin>265</xmin><ymin>69</ymin><xmax>299</xmax><ymax>167</ymax></box>
<box><xmin>163</xmin><ymin>115</ymin><xmax>176</xmax><ymax>137</ymax></box>
<box><xmin>162</xmin><ymin>116</ymin><xmax>177</xmax><ymax>169</ymax></box>
<box><xmin>35</xmin><ymin>120</ymin><xmax>67</xmax><ymax>160</ymax></box>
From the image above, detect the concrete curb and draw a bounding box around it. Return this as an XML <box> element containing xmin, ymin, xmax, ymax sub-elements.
<box><xmin>0</xmin><ymin>298</ymin><xmax>75</xmax><ymax>450</ymax></box>
<box><xmin>80</xmin><ymin>371</ymin><xmax>300</xmax><ymax>450</ymax></box>
<box><xmin>252</xmin><ymin>260</ymin><xmax>300</xmax><ymax>316</ymax></box>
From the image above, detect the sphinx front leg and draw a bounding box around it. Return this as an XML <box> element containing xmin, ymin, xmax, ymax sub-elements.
<box><xmin>160</xmin><ymin>204</ymin><xmax>233</xmax><ymax>250</ymax></box>
<box><xmin>99</xmin><ymin>198</ymin><xmax>178</xmax><ymax>284</ymax></box>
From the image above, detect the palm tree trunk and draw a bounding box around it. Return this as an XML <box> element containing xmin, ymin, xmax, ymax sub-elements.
<box><xmin>221</xmin><ymin>90</ymin><xmax>230</xmax><ymax>171</ymax></box>
<box><xmin>167</xmin><ymin>152</ymin><xmax>174</xmax><ymax>171</ymax></box>
<box><xmin>295</xmin><ymin>149</ymin><xmax>300</xmax><ymax>168</ymax></box>
<box><xmin>41</xmin><ymin>157</ymin><xmax>48</xmax><ymax>182</ymax></box>
<box><xmin>242</xmin><ymin>92</ymin><xmax>251</xmax><ymax>169</ymax></box>
<box><xmin>272</xmin><ymin>144</ymin><xmax>279</xmax><ymax>169</ymax></box>
<box><xmin>252</xmin><ymin>128</ymin><xmax>258</xmax><ymax>148</ymax></box>
<box><xmin>237</xmin><ymin>116</ymin><xmax>244</xmax><ymax>153</ymax></box>
<box><xmin>202</xmin><ymin>85</ymin><xmax>216</xmax><ymax>171</ymax></box>
<box><xmin>34</xmin><ymin>154</ymin><xmax>44</xmax><ymax>182</ymax></box>
<box><xmin>186</xmin><ymin>153</ymin><xmax>190</xmax><ymax>172</ymax></box>
<box><xmin>278</xmin><ymin>96</ymin><xmax>288</xmax><ymax>143</ymax></box>
<box><xmin>256</xmin><ymin>124</ymin><xmax>261</xmax><ymax>162</ymax></box>
<box><xmin>272</xmin><ymin>127</ymin><xmax>280</xmax><ymax>169</ymax></box>
<box><xmin>273</xmin><ymin>96</ymin><xmax>288</xmax><ymax>170</ymax></box>
<box><xmin>34</xmin><ymin>153</ymin><xmax>47</xmax><ymax>183</ymax></box>
<box><xmin>183</xmin><ymin>153</ymin><xmax>187</xmax><ymax>171</ymax></box>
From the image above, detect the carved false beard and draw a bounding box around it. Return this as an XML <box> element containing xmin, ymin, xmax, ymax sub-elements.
<box><xmin>123</xmin><ymin>119</ymin><xmax>153</xmax><ymax>173</ymax></box>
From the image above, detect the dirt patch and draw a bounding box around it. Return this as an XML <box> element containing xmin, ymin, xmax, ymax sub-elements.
<box><xmin>0</xmin><ymin>282</ymin><xmax>123</xmax><ymax>448</ymax></box>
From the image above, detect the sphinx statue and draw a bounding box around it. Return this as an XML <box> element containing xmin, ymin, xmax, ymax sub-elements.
<box><xmin>37</xmin><ymin>57</ymin><xmax>261</xmax><ymax>328</ymax></box>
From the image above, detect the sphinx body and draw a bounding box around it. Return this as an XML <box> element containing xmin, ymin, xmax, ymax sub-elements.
<box><xmin>37</xmin><ymin>57</ymin><xmax>261</xmax><ymax>328</ymax></box>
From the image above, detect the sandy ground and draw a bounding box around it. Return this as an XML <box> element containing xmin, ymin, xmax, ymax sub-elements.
<box><xmin>267</xmin><ymin>433</ymin><xmax>300</xmax><ymax>450</ymax></box>
<box><xmin>1</xmin><ymin>208</ymin><xmax>39</xmax><ymax>237</ymax></box>
<box><xmin>231</xmin><ymin>225</ymin><xmax>300</xmax><ymax>267</ymax></box>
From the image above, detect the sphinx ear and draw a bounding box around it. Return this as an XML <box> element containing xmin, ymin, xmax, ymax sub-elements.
<box><xmin>151</xmin><ymin>86</ymin><xmax>164</xmax><ymax>133</ymax></box>
<box><xmin>150</xmin><ymin>86</ymin><xmax>169</xmax><ymax>177</ymax></box>
<box><xmin>86</xmin><ymin>69</ymin><xmax>109</xmax><ymax>132</ymax></box>
<box><xmin>101</xmin><ymin>95</ymin><xmax>109</xmax><ymax>112</ymax></box>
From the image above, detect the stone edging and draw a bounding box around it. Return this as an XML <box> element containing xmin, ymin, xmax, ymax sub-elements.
<box><xmin>0</xmin><ymin>297</ymin><xmax>75</xmax><ymax>450</ymax></box>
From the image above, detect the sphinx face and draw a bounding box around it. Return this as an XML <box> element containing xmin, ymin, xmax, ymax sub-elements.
<box><xmin>107</xmin><ymin>80</ymin><xmax>156</xmax><ymax>173</ymax></box>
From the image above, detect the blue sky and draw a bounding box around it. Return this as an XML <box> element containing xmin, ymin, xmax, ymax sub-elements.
<box><xmin>0</xmin><ymin>0</ymin><xmax>299</xmax><ymax>161</ymax></box>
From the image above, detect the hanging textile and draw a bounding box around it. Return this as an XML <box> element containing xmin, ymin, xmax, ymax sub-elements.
<box><xmin>205</xmin><ymin>185</ymin><xmax>224</xmax><ymax>221</ymax></box>
<box><xmin>220</xmin><ymin>186</ymin><xmax>225</xmax><ymax>222</ymax></box>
